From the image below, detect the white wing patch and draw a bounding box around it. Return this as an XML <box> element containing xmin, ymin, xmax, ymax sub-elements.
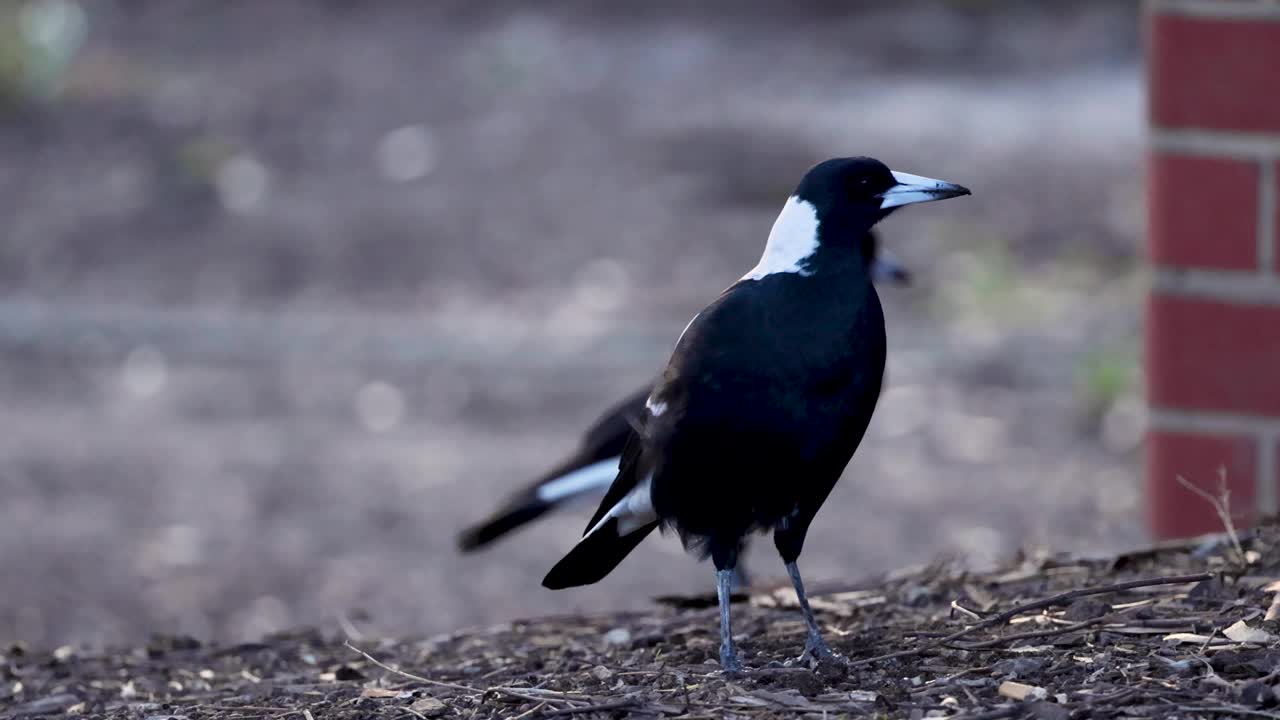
<box><xmin>584</xmin><ymin>473</ymin><xmax>656</xmax><ymax>537</ymax></box>
<box><xmin>741</xmin><ymin>195</ymin><xmax>820</xmax><ymax>281</ymax></box>
<box><xmin>645</xmin><ymin>396</ymin><xmax>667</xmax><ymax>417</ymax></box>
<box><xmin>535</xmin><ymin>456</ymin><xmax>622</xmax><ymax>503</ymax></box>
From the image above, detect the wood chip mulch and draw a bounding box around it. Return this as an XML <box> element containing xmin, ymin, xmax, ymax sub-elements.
<box><xmin>10</xmin><ymin>521</ymin><xmax>1280</xmax><ymax>719</ymax></box>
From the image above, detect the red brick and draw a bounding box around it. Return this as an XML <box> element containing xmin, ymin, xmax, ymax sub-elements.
<box><xmin>1147</xmin><ymin>293</ymin><xmax>1280</xmax><ymax>416</ymax></box>
<box><xmin>1150</xmin><ymin>13</ymin><xmax>1280</xmax><ymax>133</ymax></box>
<box><xmin>1149</xmin><ymin>152</ymin><xmax>1258</xmax><ymax>271</ymax></box>
<box><xmin>1147</xmin><ymin>430</ymin><xmax>1257</xmax><ymax>539</ymax></box>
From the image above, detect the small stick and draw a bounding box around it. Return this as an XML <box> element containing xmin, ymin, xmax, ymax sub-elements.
<box><xmin>1196</xmin><ymin>627</ymin><xmax>1220</xmax><ymax>657</ymax></box>
<box><xmin>1171</xmin><ymin>706</ymin><xmax>1280</xmax><ymax>719</ymax></box>
<box><xmin>911</xmin><ymin>665</ymin><xmax>994</xmax><ymax>692</ymax></box>
<box><xmin>950</xmin><ymin>600</ymin><xmax>984</xmax><ymax>622</ymax></box>
<box><xmin>847</xmin><ymin>572</ymin><xmax>1213</xmax><ymax>668</ymax></box>
<box><xmin>1175</xmin><ymin>471</ymin><xmax>1246</xmax><ymax>564</ymax></box>
<box><xmin>345</xmin><ymin>641</ymin><xmax>477</xmax><ymax>693</ymax></box>
<box><xmin>539</xmin><ymin>698</ymin><xmax>637</xmax><ymax>716</ymax></box>
<box><xmin>344</xmin><ymin>641</ymin><xmax>581</xmax><ymax>703</ymax></box>
<box><xmin>954</xmin><ymin>616</ymin><xmax>1108</xmax><ymax>649</ymax></box>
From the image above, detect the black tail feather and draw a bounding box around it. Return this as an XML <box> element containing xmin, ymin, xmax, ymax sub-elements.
<box><xmin>542</xmin><ymin>518</ymin><xmax>658</xmax><ymax>589</ymax></box>
<box><xmin>456</xmin><ymin>498</ymin><xmax>552</xmax><ymax>552</ymax></box>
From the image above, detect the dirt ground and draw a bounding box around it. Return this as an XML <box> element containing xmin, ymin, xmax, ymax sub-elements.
<box><xmin>9</xmin><ymin>522</ymin><xmax>1280</xmax><ymax>719</ymax></box>
<box><xmin>0</xmin><ymin>1</ymin><xmax>1151</xmax><ymax>650</ymax></box>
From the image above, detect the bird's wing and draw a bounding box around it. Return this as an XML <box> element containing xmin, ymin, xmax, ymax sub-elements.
<box><xmin>576</xmin><ymin>293</ymin><xmax>740</xmax><ymax>537</ymax></box>
<box><xmin>578</xmin><ymin>366</ymin><xmax>695</xmax><ymax>536</ymax></box>
<box><xmin>581</xmin><ymin>425</ymin><xmax>648</xmax><ymax>535</ymax></box>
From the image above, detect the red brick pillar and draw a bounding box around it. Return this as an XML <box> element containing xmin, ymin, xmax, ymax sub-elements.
<box><xmin>1146</xmin><ymin>0</ymin><xmax>1280</xmax><ymax>538</ymax></box>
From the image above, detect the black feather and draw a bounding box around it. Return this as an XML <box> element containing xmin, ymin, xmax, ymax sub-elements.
<box><xmin>542</xmin><ymin>518</ymin><xmax>658</xmax><ymax>589</ymax></box>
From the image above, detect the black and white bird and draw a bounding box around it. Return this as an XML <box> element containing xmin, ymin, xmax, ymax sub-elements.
<box><xmin>541</xmin><ymin>157</ymin><xmax>969</xmax><ymax>671</ymax></box>
<box><xmin>455</xmin><ymin>231</ymin><xmax>911</xmax><ymax>555</ymax></box>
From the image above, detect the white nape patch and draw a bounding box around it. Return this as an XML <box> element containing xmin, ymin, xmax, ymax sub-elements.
<box><xmin>741</xmin><ymin>196</ymin><xmax>820</xmax><ymax>281</ymax></box>
<box><xmin>535</xmin><ymin>456</ymin><xmax>621</xmax><ymax>503</ymax></box>
<box><xmin>585</xmin><ymin>473</ymin><xmax>656</xmax><ymax>537</ymax></box>
<box><xmin>646</xmin><ymin>396</ymin><xmax>667</xmax><ymax>417</ymax></box>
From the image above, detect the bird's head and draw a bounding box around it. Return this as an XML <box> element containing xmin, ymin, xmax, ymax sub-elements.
<box><xmin>744</xmin><ymin>157</ymin><xmax>968</xmax><ymax>282</ymax></box>
<box><xmin>795</xmin><ymin>157</ymin><xmax>970</xmax><ymax>241</ymax></box>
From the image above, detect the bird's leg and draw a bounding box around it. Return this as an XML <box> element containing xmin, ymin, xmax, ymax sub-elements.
<box><xmin>716</xmin><ymin>568</ymin><xmax>745</xmax><ymax>673</ymax></box>
<box><xmin>785</xmin><ymin>561</ymin><xmax>844</xmax><ymax>666</ymax></box>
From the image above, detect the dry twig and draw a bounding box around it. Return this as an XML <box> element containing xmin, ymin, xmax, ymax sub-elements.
<box><xmin>344</xmin><ymin>641</ymin><xmax>581</xmax><ymax>706</ymax></box>
<box><xmin>1175</xmin><ymin>470</ymin><xmax>1246</xmax><ymax>564</ymax></box>
<box><xmin>847</xmin><ymin>572</ymin><xmax>1213</xmax><ymax>667</ymax></box>
<box><xmin>539</xmin><ymin>697</ymin><xmax>639</xmax><ymax>716</ymax></box>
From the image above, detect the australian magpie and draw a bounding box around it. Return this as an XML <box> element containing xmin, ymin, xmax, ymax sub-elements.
<box><xmin>541</xmin><ymin>157</ymin><xmax>969</xmax><ymax>671</ymax></box>
<box><xmin>455</xmin><ymin>231</ymin><xmax>911</xmax><ymax>555</ymax></box>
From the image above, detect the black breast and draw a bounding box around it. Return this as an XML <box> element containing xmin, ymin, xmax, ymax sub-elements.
<box><xmin>646</xmin><ymin>267</ymin><xmax>887</xmax><ymax>543</ymax></box>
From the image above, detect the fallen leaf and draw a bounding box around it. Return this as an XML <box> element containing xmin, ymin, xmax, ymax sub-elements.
<box><xmin>1163</xmin><ymin>633</ymin><xmax>1215</xmax><ymax>644</ymax></box>
<box><xmin>361</xmin><ymin>687</ymin><xmax>399</xmax><ymax>698</ymax></box>
<box><xmin>998</xmin><ymin>680</ymin><xmax>1047</xmax><ymax>701</ymax></box>
<box><xmin>1266</xmin><ymin>596</ymin><xmax>1280</xmax><ymax>622</ymax></box>
<box><xmin>1223</xmin><ymin>620</ymin><xmax>1276</xmax><ymax>644</ymax></box>
<box><xmin>410</xmin><ymin>696</ymin><xmax>448</xmax><ymax>717</ymax></box>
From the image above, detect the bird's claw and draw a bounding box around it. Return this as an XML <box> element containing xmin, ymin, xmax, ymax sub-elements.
<box><xmin>788</xmin><ymin>641</ymin><xmax>847</xmax><ymax>670</ymax></box>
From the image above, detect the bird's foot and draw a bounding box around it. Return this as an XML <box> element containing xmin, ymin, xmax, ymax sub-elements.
<box><xmin>788</xmin><ymin>638</ymin><xmax>847</xmax><ymax>670</ymax></box>
<box><xmin>719</xmin><ymin>645</ymin><xmax>746</xmax><ymax>675</ymax></box>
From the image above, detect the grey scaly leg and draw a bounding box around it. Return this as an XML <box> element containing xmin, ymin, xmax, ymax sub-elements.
<box><xmin>785</xmin><ymin>561</ymin><xmax>843</xmax><ymax>665</ymax></box>
<box><xmin>717</xmin><ymin>568</ymin><xmax>745</xmax><ymax>673</ymax></box>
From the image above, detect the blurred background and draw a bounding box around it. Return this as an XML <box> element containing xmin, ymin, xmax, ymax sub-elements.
<box><xmin>0</xmin><ymin>0</ymin><xmax>1148</xmax><ymax>648</ymax></box>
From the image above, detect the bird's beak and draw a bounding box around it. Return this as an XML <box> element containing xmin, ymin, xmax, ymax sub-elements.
<box><xmin>878</xmin><ymin>171</ymin><xmax>971</xmax><ymax>210</ymax></box>
<box><xmin>870</xmin><ymin>248</ymin><xmax>911</xmax><ymax>286</ymax></box>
